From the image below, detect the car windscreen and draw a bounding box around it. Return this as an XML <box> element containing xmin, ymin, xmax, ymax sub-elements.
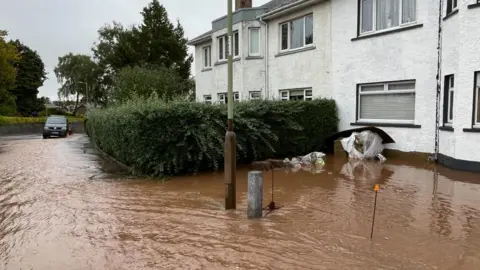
<box><xmin>46</xmin><ymin>117</ymin><xmax>67</xmax><ymax>124</ymax></box>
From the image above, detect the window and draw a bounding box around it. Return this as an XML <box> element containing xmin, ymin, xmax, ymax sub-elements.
<box><xmin>234</xmin><ymin>31</ymin><xmax>239</xmax><ymax>57</ymax></box>
<box><xmin>249</xmin><ymin>28</ymin><xmax>260</xmax><ymax>56</ymax></box>
<box><xmin>249</xmin><ymin>91</ymin><xmax>261</xmax><ymax>100</ymax></box>
<box><xmin>217</xmin><ymin>35</ymin><xmax>228</xmax><ymax>61</ymax></box>
<box><xmin>218</xmin><ymin>32</ymin><xmax>239</xmax><ymax>60</ymax></box>
<box><xmin>280</xmin><ymin>14</ymin><xmax>313</xmax><ymax>51</ymax></box>
<box><xmin>360</xmin><ymin>0</ymin><xmax>416</xmax><ymax>34</ymax></box>
<box><xmin>446</xmin><ymin>0</ymin><xmax>458</xmax><ymax>15</ymax></box>
<box><xmin>218</xmin><ymin>92</ymin><xmax>239</xmax><ymax>104</ymax></box>
<box><xmin>444</xmin><ymin>75</ymin><xmax>454</xmax><ymax>124</ymax></box>
<box><xmin>203</xmin><ymin>95</ymin><xmax>212</xmax><ymax>104</ymax></box>
<box><xmin>357</xmin><ymin>81</ymin><xmax>416</xmax><ymax>123</ymax></box>
<box><xmin>202</xmin><ymin>46</ymin><xmax>211</xmax><ymax>68</ymax></box>
<box><xmin>475</xmin><ymin>72</ymin><xmax>480</xmax><ymax>127</ymax></box>
<box><xmin>279</xmin><ymin>88</ymin><xmax>313</xmax><ymax>101</ymax></box>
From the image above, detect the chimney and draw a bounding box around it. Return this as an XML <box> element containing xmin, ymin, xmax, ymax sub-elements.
<box><xmin>235</xmin><ymin>0</ymin><xmax>252</xmax><ymax>10</ymax></box>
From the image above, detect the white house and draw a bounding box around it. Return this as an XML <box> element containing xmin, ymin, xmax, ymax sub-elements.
<box><xmin>188</xmin><ymin>0</ymin><xmax>480</xmax><ymax>172</ymax></box>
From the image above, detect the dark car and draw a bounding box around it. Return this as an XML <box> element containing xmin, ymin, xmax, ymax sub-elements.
<box><xmin>43</xmin><ymin>116</ymin><xmax>69</xmax><ymax>139</ymax></box>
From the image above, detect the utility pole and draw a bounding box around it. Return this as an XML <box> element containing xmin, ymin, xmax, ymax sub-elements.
<box><xmin>224</xmin><ymin>0</ymin><xmax>237</xmax><ymax>210</ymax></box>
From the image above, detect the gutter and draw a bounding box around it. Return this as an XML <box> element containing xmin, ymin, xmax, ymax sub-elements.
<box><xmin>434</xmin><ymin>0</ymin><xmax>444</xmax><ymax>160</ymax></box>
<box><xmin>258</xmin><ymin>16</ymin><xmax>269</xmax><ymax>98</ymax></box>
<box><xmin>259</xmin><ymin>0</ymin><xmax>323</xmax><ymax>21</ymax></box>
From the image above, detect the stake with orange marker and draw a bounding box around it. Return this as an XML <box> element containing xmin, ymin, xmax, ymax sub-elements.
<box><xmin>370</xmin><ymin>184</ymin><xmax>380</xmax><ymax>240</ymax></box>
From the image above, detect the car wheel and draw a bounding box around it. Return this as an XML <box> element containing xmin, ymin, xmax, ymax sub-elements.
<box><xmin>43</xmin><ymin>135</ymin><xmax>48</xmax><ymax>139</ymax></box>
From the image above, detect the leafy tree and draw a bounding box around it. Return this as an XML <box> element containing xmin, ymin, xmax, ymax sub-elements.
<box><xmin>8</xmin><ymin>40</ymin><xmax>47</xmax><ymax>115</ymax></box>
<box><xmin>0</xmin><ymin>30</ymin><xmax>20</xmax><ymax>115</ymax></box>
<box><xmin>92</xmin><ymin>0</ymin><xmax>193</xmax><ymax>80</ymax></box>
<box><xmin>112</xmin><ymin>65</ymin><xmax>191</xmax><ymax>103</ymax></box>
<box><xmin>54</xmin><ymin>53</ymin><xmax>102</xmax><ymax>114</ymax></box>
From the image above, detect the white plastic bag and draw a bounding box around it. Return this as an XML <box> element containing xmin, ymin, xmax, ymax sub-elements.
<box><xmin>340</xmin><ymin>131</ymin><xmax>385</xmax><ymax>161</ymax></box>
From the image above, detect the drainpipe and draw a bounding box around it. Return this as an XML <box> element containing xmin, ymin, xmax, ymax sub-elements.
<box><xmin>259</xmin><ymin>16</ymin><xmax>268</xmax><ymax>99</ymax></box>
<box><xmin>434</xmin><ymin>0</ymin><xmax>444</xmax><ymax>161</ymax></box>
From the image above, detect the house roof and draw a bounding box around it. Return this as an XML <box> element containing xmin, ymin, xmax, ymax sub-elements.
<box><xmin>261</xmin><ymin>0</ymin><xmax>302</xmax><ymax>12</ymax></box>
<box><xmin>188</xmin><ymin>0</ymin><xmax>303</xmax><ymax>46</ymax></box>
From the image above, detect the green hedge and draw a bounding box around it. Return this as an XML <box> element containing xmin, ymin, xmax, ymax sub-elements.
<box><xmin>86</xmin><ymin>98</ymin><xmax>338</xmax><ymax>177</ymax></box>
<box><xmin>0</xmin><ymin>116</ymin><xmax>84</xmax><ymax>125</ymax></box>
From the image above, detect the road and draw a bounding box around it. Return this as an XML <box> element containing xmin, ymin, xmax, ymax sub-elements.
<box><xmin>1</xmin><ymin>134</ymin><xmax>480</xmax><ymax>270</ymax></box>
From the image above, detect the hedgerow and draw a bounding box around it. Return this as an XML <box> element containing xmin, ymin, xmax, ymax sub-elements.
<box><xmin>86</xmin><ymin>98</ymin><xmax>338</xmax><ymax>177</ymax></box>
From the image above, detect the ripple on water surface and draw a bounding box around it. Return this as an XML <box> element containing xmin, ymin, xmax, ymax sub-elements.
<box><xmin>1</xmin><ymin>134</ymin><xmax>480</xmax><ymax>269</ymax></box>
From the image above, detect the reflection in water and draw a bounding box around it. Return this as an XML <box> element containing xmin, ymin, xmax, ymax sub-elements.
<box><xmin>1</xmin><ymin>134</ymin><xmax>480</xmax><ymax>269</ymax></box>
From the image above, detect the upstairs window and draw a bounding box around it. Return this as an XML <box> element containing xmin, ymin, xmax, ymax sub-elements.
<box><xmin>218</xmin><ymin>31</ymin><xmax>239</xmax><ymax>61</ymax></box>
<box><xmin>360</xmin><ymin>0</ymin><xmax>416</xmax><ymax>34</ymax></box>
<box><xmin>280</xmin><ymin>14</ymin><xmax>313</xmax><ymax>51</ymax></box>
<box><xmin>446</xmin><ymin>0</ymin><xmax>458</xmax><ymax>15</ymax></box>
<box><xmin>249</xmin><ymin>28</ymin><xmax>260</xmax><ymax>56</ymax></box>
<box><xmin>202</xmin><ymin>46</ymin><xmax>211</xmax><ymax>68</ymax></box>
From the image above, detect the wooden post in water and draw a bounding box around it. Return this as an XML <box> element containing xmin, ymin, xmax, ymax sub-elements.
<box><xmin>370</xmin><ymin>184</ymin><xmax>380</xmax><ymax>239</ymax></box>
<box><xmin>247</xmin><ymin>171</ymin><xmax>263</xmax><ymax>219</ymax></box>
<box><xmin>224</xmin><ymin>0</ymin><xmax>237</xmax><ymax>210</ymax></box>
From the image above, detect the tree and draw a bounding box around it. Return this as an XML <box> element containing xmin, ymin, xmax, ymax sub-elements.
<box><xmin>8</xmin><ymin>40</ymin><xmax>47</xmax><ymax>115</ymax></box>
<box><xmin>0</xmin><ymin>30</ymin><xmax>20</xmax><ymax>115</ymax></box>
<box><xmin>92</xmin><ymin>0</ymin><xmax>193</xmax><ymax>80</ymax></box>
<box><xmin>54</xmin><ymin>53</ymin><xmax>103</xmax><ymax>114</ymax></box>
<box><xmin>111</xmin><ymin>65</ymin><xmax>191</xmax><ymax>103</ymax></box>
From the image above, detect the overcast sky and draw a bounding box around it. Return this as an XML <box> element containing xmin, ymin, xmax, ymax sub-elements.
<box><xmin>0</xmin><ymin>0</ymin><xmax>269</xmax><ymax>101</ymax></box>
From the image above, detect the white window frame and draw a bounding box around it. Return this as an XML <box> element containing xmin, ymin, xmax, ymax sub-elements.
<box><xmin>218</xmin><ymin>92</ymin><xmax>239</xmax><ymax>104</ymax></box>
<box><xmin>446</xmin><ymin>75</ymin><xmax>454</xmax><ymax>125</ymax></box>
<box><xmin>249</xmin><ymin>91</ymin><xmax>261</xmax><ymax>100</ymax></box>
<box><xmin>279</xmin><ymin>88</ymin><xmax>313</xmax><ymax>101</ymax></box>
<box><xmin>218</xmin><ymin>32</ymin><xmax>239</xmax><ymax>61</ymax></box>
<box><xmin>474</xmin><ymin>72</ymin><xmax>480</xmax><ymax>127</ymax></box>
<box><xmin>233</xmin><ymin>31</ymin><xmax>239</xmax><ymax>58</ymax></box>
<box><xmin>357</xmin><ymin>80</ymin><xmax>416</xmax><ymax>124</ymax></box>
<box><xmin>279</xmin><ymin>14</ymin><xmax>314</xmax><ymax>52</ymax></box>
<box><xmin>360</xmin><ymin>0</ymin><xmax>417</xmax><ymax>35</ymax></box>
<box><xmin>217</xmin><ymin>35</ymin><xmax>227</xmax><ymax>61</ymax></box>
<box><xmin>203</xmin><ymin>95</ymin><xmax>212</xmax><ymax>104</ymax></box>
<box><xmin>446</xmin><ymin>0</ymin><xmax>458</xmax><ymax>15</ymax></box>
<box><xmin>249</xmin><ymin>28</ymin><xmax>260</xmax><ymax>56</ymax></box>
<box><xmin>202</xmin><ymin>46</ymin><xmax>211</xmax><ymax>68</ymax></box>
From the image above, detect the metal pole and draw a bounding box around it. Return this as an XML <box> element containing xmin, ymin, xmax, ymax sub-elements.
<box><xmin>224</xmin><ymin>0</ymin><xmax>237</xmax><ymax>210</ymax></box>
<box><xmin>370</xmin><ymin>185</ymin><xmax>380</xmax><ymax>239</ymax></box>
<box><xmin>85</xmin><ymin>81</ymin><xmax>88</xmax><ymax>110</ymax></box>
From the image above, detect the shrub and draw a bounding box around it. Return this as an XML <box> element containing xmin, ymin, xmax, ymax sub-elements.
<box><xmin>86</xmin><ymin>98</ymin><xmax>338</xmax><ymax>177</ymax></box>
<box><xmin>0</xmin><ymin>115</ymin><xmax>84</xmax><ymax>125</ymax></box>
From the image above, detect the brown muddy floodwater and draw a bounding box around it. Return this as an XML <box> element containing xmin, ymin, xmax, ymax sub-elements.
<box><xmin>1</xmin><ymin>134</ymin><xmax>480</xmax><ymax>269</ymax></box>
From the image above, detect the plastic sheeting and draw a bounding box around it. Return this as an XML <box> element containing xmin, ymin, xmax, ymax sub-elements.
<box><xmin>340</xmin><ymin>131</ymin><xmax>386</xmax><ymax>162</ymax></box>
<box><xmin>283</xmin><ymin>152</ymin><xmax>326</xmax><ymax>174</ymax></box>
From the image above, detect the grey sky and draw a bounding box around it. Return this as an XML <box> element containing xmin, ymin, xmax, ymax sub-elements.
<box><xmin>0</xmin><ymin>0</ymin><xmax>269</xmax><ymax>101</ymax></box>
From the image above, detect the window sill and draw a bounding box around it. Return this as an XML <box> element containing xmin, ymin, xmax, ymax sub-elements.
<box><xmin>351</xmin><ymin>23</ymin><xmax>423</xmax><ymax>41</ymax></box>
<box><xmin>214</xmin><ymin>58</ymin><xmax>240</xmax><ymax>66</ymax></box>
<box><xmin>439</xmin><ymin>125</ymin><xmax>454</xmax><ymax>132</ymax></box>
<box><xmin>245</xmin><ymin>56</ymin><xmax>264</xmax><ymax>60</ymax></box>
<box><xmin>463</xmin><ymin>128</ymin><xmax>480</xmax><ymax>133</ymax></box>
<box><xmin>443</xmin><ymin>9</ymin><xmax>459</xmax><ymax>21</ymax></box>
<box><xmin>274</xmin><ymin>45</ymin><xmax>316</xmax><ymax>58</ymax></box>
<box><xmin>201</xmin><ymin>67</ymin><xmax>212</xmax><ymax>72</ymax></box>
<box><xmin>350</xmin><ymin>122</ymin><xmax>421</xmax><ymax>129</ymax></box>
<box><xmin>468</xmin><ymin>3</ymin><xmax>480</xmax><ymax>9</ymax></box>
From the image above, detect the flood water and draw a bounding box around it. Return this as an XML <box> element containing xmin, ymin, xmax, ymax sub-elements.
<box><xmin>1</xmin><ymin>134</ymin><xmax>480</xmax><ymax>269</ymax></box>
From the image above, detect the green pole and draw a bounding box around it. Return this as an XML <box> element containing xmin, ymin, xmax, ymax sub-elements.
<box><xmin>224</xmin><ymin>0</ymin><xmax>237</xmax><ymax>210</ymax></box>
